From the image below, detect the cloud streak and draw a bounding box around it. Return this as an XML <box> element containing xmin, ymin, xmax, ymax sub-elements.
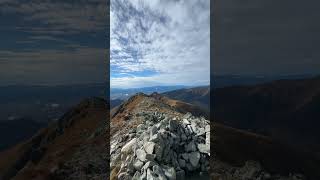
<box><xmin>0</xmin><ymin>0</ymin><xmax>106</xmax><ymax>34</ymax></box>
<box><xmin>0</xmin><ymin>0</ymin><xmax>107</xmax><ymax>85</ymax></box>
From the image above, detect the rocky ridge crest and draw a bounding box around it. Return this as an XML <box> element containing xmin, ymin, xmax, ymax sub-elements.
<box><xmin>110</xmin><ymin>111</ymin><xmax>210</xmax><ymax>180</ymax></box>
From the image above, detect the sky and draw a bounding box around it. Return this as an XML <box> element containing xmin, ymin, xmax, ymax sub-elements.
<box><xmin>0</xmin><ymin>0</ymin><xmax>107</xmax><ymax>86</ymax></box>
<box><xmin>110</xmin><ymin>0</ymin><xmax>210</xmax><ymax>88</ymax></box>
<box><xmin>214</xmin><ymin>0</ymin><xmax>320</xmax><ymax>77</ymax></box>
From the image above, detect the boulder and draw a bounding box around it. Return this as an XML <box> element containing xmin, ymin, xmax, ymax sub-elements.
<box><xmin>150</xmin><ymin>126</ymin><xmax>158</xmax><ymax>137</ymax></box>
<box><xmin>121</xmin><ymin>138</ymin><xmax>137</xmax><ymax>154</ymax></box>
<box><xmin>153</xmin><ymin>165</ymin><xmax>168</xmax><ymax>180</ymax></box>
<box><xmin>146</xmin><ymin>154</ymin><xmax>156</xmax><ymax>161</ymax></box>
<box><xmin>118</xmin><ymin>172</ymin><xmax>132</xmax><ymax>180</ymax></box>
<box><xmin>185</xmin><ymin>141</ymin><xmax>197</xmax><ymax>152</ymax></box>
<box><xmin>142</xmin><ymin>161</ymin><xmax>156</xmax><ymax>171</ymax></box>
<box><xmin>181</xmin><ymin>153</ymin><xmax>189</xmax><ymax>161</ymax></box>
<box><xmin>182</xmin><ymin>118</ymin><xmax>191</xmax><ymax>125</ymax></box>
<box><xmin>155</xmin><ymin>143</ymin><xmax>164</xmax><ymax>161</ymax></box>
<box><xmin>205</xmin><ymin>125</ymin><xmax>210</xmax><ymax>132</ymax></box>
<box><xmin>133</xmin><ymin>159</ymin><xmax>144</xmax><ymax>170</ymax></box>
<box><xmin>180</xmin><ymin>134</ymin><xmax>187</xmax><ymax>142</ymax></box>
<box><xmin>136</xmin><ymin>149</ymin><xmax>147</xmax><ymax>162</ymax></box>
<box><xmin>168</xmin><ymin>120</ymin><xmax>178</xmax><ymax>131</ymax></box>
<box><xmin>147</xmin><ymin>168</ymin><xmax>156</xmax><ymax>180</ymax></box>
<box><xmin>189</xmin><ymin>152</ymin><xmax>200</xmax><ymax>168</ymax></box>
<box><xmin>163</xmin><ymin>166</ymin><xmax>176</xmax><ymax>180</ymax></box>
<box><xmin>132</xmin><ymin>171</ymin><xmax>142</xmax><ymax>180</ymax></box>
<box><xmin>197</xmin><ymin>144</ymin><xmax>210</xmax><ymax>154</ymax></box>
<box><xmin>150</xmin><ymin>133</ymin><xmax>160</xmax><ymax>142</ymax></box>
<box><xmin>144</xmin><ymin>142</ymin><xmax>156</xmax><ymax>154</ymax></box>
<box><xmin>176</xmin><ymin>170</ymin><xmax>185</xmax><ymax>180</ymax></box>
<box><xmin>178</xmin><ymin>159</ymin><xmax>186</xmax><ymax>168</ymax></box>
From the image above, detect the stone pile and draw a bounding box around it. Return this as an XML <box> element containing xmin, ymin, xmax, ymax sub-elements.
<box><xmin>110</xmin><ymin>112</ymin><xmax>210</xmax><ymax>180</ymax></box>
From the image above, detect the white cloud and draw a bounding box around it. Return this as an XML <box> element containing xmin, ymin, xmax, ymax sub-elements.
<box><xmin>0</xmin><ymin>0</ymin><xmax>107</xmax><ymax>34</ymax></box>
<box><xmin>110</xmin><ymin>0</ymin><xmax>210</xmax><ymax>88</ymax></box>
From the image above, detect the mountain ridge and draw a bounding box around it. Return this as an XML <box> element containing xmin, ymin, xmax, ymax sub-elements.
<box><xmin>0</xmin><ymin>97</ymin><xmax>109</xmax><ymax>180</ymax></box>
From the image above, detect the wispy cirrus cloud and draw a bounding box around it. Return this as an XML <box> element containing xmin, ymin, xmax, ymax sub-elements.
<box><xmin>110</xmin><ymin>0</ymin><xmax>210</xmax><ymax>88</ymax></box>
<box><xmin>0</xmin><ymin>0</ymin><xmax>106</xmax><ymax>34</ymax></box>
<box><xmin>0</xmin><ymin>0</ymin><xmax>107</xmax><ymax>85</ymax></box>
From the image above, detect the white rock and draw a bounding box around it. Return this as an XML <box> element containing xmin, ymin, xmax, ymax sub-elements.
<box><xmin>197</xmin><ymin>144</ymin><xmax>210</xmax><ymax>154</ymax></box>
<box><xmin>183</xmin><ymin>118</ymin><xmax>191</xmax><ymax>125</ymax></box>
<box><xmin>163</xmin><ymin>166</ymin><xmax>176</xmax><ymax>180</ymax></box>
<box><xmin>196</xmin><ymin>127</ymin><xmax>206</xmax><ymax>136</ymax></box>
<box><xmin>144</xmin><ymin>142</ymin><xmax>156</xmax><ymax>154</ymax></box>
<box><xmin>187</xmin><ymin>125</ymin><xmax>193</xmax><ymax>134</ymax></box>
<box><xmin>206</xmin><ymin>132</ymin><xmax>210</xmax><ymax>146</ymax></box>
<box><xmin>121</xmin><ymin>138</ymin><xmax>137</xmax><ymax>154</ymax></box>
<box><xmin>137</xmin><ymin>149</ymin><xmax>147</xmax><ymax>162</ymax></box>
<box><xmin>133</xmin><ymin>159</ymin><xmax>144</xmax><ymax>170</ymax></box>
<box><xmin>147</xmin><ymin>168</ymin><xmax>156</xmax><ymax>180</ymax></box>
<box><xmin>149</xmin><ymin>134</ymin><xmax>160</xmax><ymax>142</ymax></box>
<box><xmin>205</xmin><ymin>125</ymin><xmax>210</xmax><ymax>132</ymax></box>
<box><xmin>142</xmin><ymin>161</ymin><xmax>156</xmax><ymax>171</ymax></box>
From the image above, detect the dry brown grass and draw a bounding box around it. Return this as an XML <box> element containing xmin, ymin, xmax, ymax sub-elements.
<box><xmin>110</xmin><ymin>164</ymin><xmax>121</xmax><ymax>180</ymax></box>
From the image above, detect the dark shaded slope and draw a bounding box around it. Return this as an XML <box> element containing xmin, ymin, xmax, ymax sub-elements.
<box><xmin>0</xmin><ymin>119</ymin><xmax>45</xmax><ymax>151</ymax></box>
<box><xmin>0</xmin><ymin>97</ymin><xmax>108</xmax><ymax>180</ymax></box>
<box><xmin>213</xmin><ymin>123</ymin><xmax>320</xmax><ymax>179</ymax></box>
<box><xmin>110</xmin><ymin>99</ymin><xmax>123</xmax><ymax>109</ymax></box>
<box><xmin>214</xmin><ymin>76</ymin><xmax>320</xmax><ymax>147</ymax></box>
<box><xmin>162</xmin><ymin>86</ymin><xmax>210</xmax><ymax>112</ymax></box>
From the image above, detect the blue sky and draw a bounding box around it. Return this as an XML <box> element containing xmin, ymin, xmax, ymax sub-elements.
<box><xmin>110</xmin><ymin>0</ymin><xmax>210</xmax><ymax>88</ymax></box>
<box><xmin>0</xmin><ymin>0</ymin><xmax>107</xmax><ymax>85</ymax></box>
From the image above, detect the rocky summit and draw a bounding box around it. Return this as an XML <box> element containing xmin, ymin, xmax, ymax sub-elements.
<box><xmin>110</xmin><ymin>112</ymin><xmax>210</xmax><ymax>180</ymax></box>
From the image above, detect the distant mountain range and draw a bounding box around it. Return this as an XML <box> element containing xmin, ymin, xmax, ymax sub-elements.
<box><xmin>110</xmin><ymin>85</ymin><xmax>190</xmax><ymax>100</ymax></box>
<box><xmin>0</xmin><ymin>83</ymin><xmax>106</xmax><ymax>123</ymax></box>
<box><xmin>213</xmin><ymin>74</ymin><xmax>317</xmax><ymax>88</ymax></box>
<box><xmin>110</xmin><ymin>85</ymin><xmax>210</xmax><ymax>111</ymax></box>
